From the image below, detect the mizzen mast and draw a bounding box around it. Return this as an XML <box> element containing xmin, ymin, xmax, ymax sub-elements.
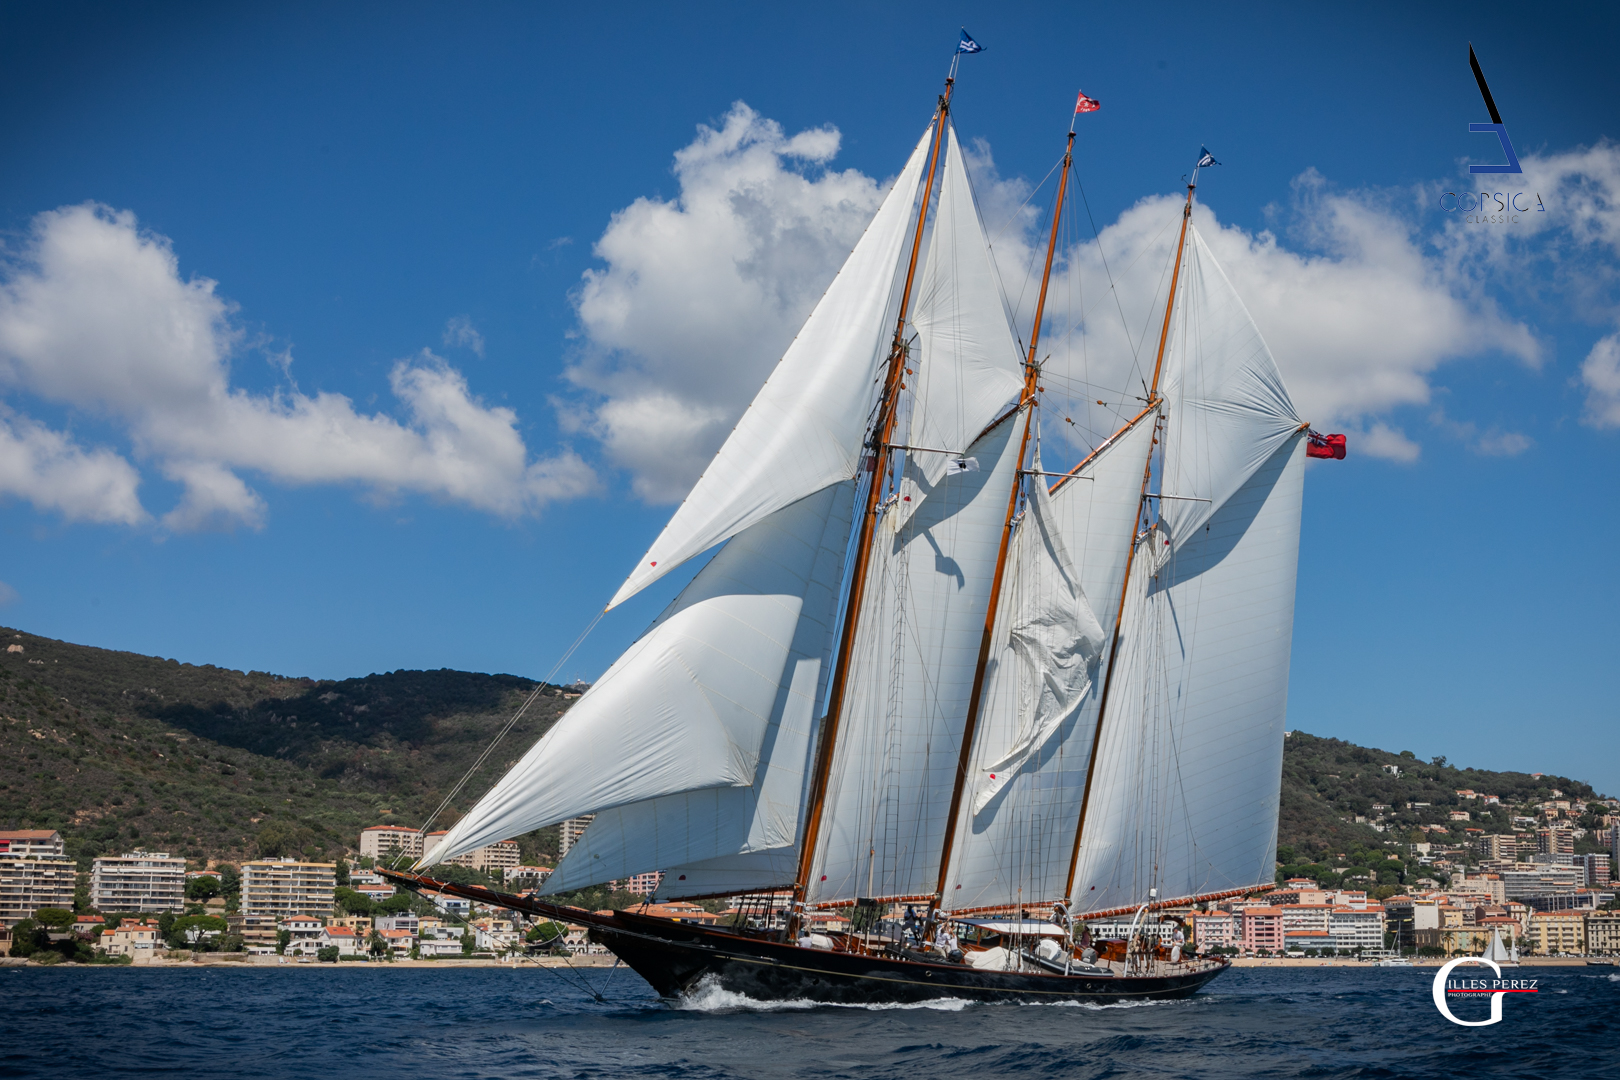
<box><xmin>933</xmin><ymin>117</ymin><xmax>1078</xmax><ymax>913</ymax></box>
<box><xmin>790</xmin><ymin>76</ymin><xmax>955</xmax><ymax>933</ymax></box>
<box><xmin>1062</xmin><ymin>175</ymin><xmax>1198</xmax><ymax>906</ymax></box>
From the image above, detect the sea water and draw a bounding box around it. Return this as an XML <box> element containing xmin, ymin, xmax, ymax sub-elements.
<box><xmin>3</xmin><ymin>965</ymin><xmax>1614</xmax><ymax>1079</ymax></box>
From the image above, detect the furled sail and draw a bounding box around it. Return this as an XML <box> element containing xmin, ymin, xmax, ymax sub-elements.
<box><xmin>806</xmin><ymin>414</ymin><xmax>1021</xmax><ymax>905</ymax></box>
<box><xmin>1070</xmin><ymin>435</ymin><xmax>1305</xmax><ymax>913</ymax></box>
<box><xmin>424</xmin><ymin>482</ymin><xmax>855</xmax><ymax>867</ymax></box>
<box><xmin>608</xmin><ymin>126</ymin><xmax>935</xmax><ymax>609</ymax></box>
<box><xmin>907</xmin><ymin>123</ymin><xmax>1025</xmax><ymax>485</ymax></box>
<box><xmin>1154</xmin><ymin>226</ymin><xmax>1301</xmax><ymax>548</ymax></box>
<box><xmin>942</xmin><ymin>418</ymin><xmax>1155</xmax><ymax>912</ymax></box>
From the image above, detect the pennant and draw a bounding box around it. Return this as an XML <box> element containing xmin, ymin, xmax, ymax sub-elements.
<box><xmin>1196</xmin><ymin>146</ymin><xmax>1221</xmax><ymax>168</ymax></box>
<box><xmin>1074</xmin><ymin>91</ymin><xmax>1100</xmax><ymax>114</ymax></box>
<box><xmin>957</xmin><ymin>29</ymin><xmax>984</xmax><ymax>54</ymax></box>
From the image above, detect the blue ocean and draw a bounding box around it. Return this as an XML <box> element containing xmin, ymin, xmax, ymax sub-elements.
<box><xmin>4</xmin><ymin>965</ymin><xmax>1614</xmax><ymax>1079</ymax></box>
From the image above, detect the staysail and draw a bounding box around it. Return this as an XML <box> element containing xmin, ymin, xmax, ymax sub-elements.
<box><xmin>607</xmin><ymin>126</ymin><xmax>935</xmax><ymax>609</ymax></box>
<box><xmin>942</xmin><ymin>418</ymin><xmax>1154</xmax><ymax>912</ymax></box>
<box><xmin>424</xmin><ymin>482</ymin><xmax>855</xmax><ymax>867</ymax></box>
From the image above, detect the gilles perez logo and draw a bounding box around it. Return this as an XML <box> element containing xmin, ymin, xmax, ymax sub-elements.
<box><xmin>1431</xmin><ymin>957</ymin><xmax>1539</xmax><ymax>1027</ymax></box>
<box><xmin>1441</xmin><ymin>44</ymin><xmax>1543</xmax><ymax>223</ymax></box>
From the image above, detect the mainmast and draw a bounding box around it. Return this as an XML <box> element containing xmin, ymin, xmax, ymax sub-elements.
<box><xmin>790</xmin><ymin>76</ymin><xmax>954</xmax><ymax>931</ymax></box>
<box><xmin>933</xmin><ymin>119</ymin><xmax>1077</xmax><ymax>912</ymax></box>
<box><xmin>1062</xmin><ymin>176</ymin><xmax>1198</xmax><ymax>906</ymax></box>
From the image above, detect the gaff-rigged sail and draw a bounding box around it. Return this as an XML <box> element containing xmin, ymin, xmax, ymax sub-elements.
<box><xmin>1154</xmin><ymin>226</ymin><xmax>1301</xmax><ymax>549</ymax></box>
<box><xmin>1069</xmin><ymin>436</ymin><xmax>1305</xmax><ymax>913</ymax></box>
<box><xmin>907</xmin><ymin>122</ymin><xmax>1025</xmax><ymax>486</ymax></box>
<box><xmin>537</xmin><ymin>487</ymin><xmax>853</xmax><ymax>896</ymax></box>
<box><xmin>607</xmin><ymin>127</ymin><xmax>935</xmax><ymax>609</ymax></box>
<box><xmin>806</xmin><ymin>414</ymin><xmax>1021</xmax><ymax>906</ymax></box>
<box><xmin>942</xmin><ymin>419</ymin><xmax>1153</xmax><ymax>912</ymax></box>
<box><xmin>423</xmin><ymin>482</ymin><xmax>855</xmax><ymax>868</ymax></box>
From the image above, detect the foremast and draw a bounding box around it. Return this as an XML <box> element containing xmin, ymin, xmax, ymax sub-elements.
<box><xmin>789</xmin><ymin>75</ymin><xmax>954</xmax><ymax>936</ymax></box>
<box><xmin>1062</xmin><ymin>176</ymin><xmax>1198</xmax><ymax>909</ymax></box>
<box><xmin>931</xmin><ymin>118</ymin><xmax>1077</xmax><ymax>917</ymax></box>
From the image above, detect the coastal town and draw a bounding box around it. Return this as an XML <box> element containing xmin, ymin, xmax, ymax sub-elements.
<box><xmin>5</xmin><ymin>786</ymin><xmax>1618</xmax><ymax>966</ymax></box>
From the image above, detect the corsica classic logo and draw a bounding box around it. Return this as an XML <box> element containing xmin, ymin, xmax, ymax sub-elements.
<box><xmin>1430</xmin><ymin>957</ymin><xmax>1539</xmax><ymax>1027</ymax></box>
<box><xmin>1441</xmin><ymin>44</ymin><xmax>1542</xmax><ymax>224</ymax></box>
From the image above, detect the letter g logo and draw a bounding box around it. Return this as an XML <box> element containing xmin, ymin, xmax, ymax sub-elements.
<box><xmin>1432</xmin><ymin>957</ymin><xmax>1505</xmax><ymax>1026</ymax></box>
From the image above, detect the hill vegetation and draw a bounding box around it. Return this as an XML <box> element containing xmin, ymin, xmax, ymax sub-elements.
<box><xmin>2</xmin><ymin>625</ymin><xmax>1608</xmax><ymax>883</ymax></box>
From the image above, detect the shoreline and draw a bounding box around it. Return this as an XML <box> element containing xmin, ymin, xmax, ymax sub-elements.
<box><xmin>6</xmin><ymin>955</ymin><xmax>1604</xmax><ymax>969</ymax></box>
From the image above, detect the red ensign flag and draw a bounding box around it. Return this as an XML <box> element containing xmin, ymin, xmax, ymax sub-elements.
<box><xmin>1075</xmin><ymin>91</ymin><xmax>1100</xmax><ymax>113</ymax></box>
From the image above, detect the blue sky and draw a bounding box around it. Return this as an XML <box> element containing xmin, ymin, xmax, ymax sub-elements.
<box><xmin>1</xmin><ymin>2</ymin><xmax>1616</xmax><ymax>794</ymax></box>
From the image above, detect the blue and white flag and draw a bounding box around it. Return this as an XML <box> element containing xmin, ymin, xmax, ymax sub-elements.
<box><xmin>957</xmin><ymin>30</ymin><xmax>984</xmax><ymax>54</ymax></box>
<box><xmin>1196</xmin><ymin>146</ymin><xmax>1220</xmax><ymax>168</ymax></box>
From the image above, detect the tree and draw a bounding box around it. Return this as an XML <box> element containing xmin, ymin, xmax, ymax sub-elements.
<box><xmin>368</xmin><ymin>930</ymin><xmax>389</xmax><ymax>958</ymax></box>
<box><xmin>34</xmin><ymin>908</ymin><xmax>74</xmax><ymax>930</ymax></box>
<box><xmin>276</xmin><ymin>929</ymin><xmax>291</xmax><ymax>955</ymax></box>
<box><xmin>335</xmin><ymin>887</ymin><xmax>376</xmax><ymax>916</ymax></box>
<box><xmin>218</xmin><ymin>865</ymin><xmax>241</xmax><ymax>913</ymax></box>
<box><xmin>335</xmin><ymin>858</ymin><xmax>350</xmax><ymax>887</ymax></box>
<box><xmin>186</xmin><ymin>875</ymin><xmax>222</xmax><ymax>901</ymax></box>
<box><xmin>460</xmin><ymin>930</ymin><xmax>475</xmax><ymax>957</ymax></box>
<box><xmin>7</xmin><ymin>918</ymin><xmax>43</xmax><ymax>958</ymax></box>
<box><xmin>317</xmin><ymin>945</ymin><xmax>340</xmax><ymax>963</ymax></box>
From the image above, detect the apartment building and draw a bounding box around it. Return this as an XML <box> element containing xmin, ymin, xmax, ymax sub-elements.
<box><xmin>420</xmin><ymin>832</ymin><xmax>520</xmax><ymax>873</ymax></box>
<box><xmin>90</xmin><ymin>852</ymin><xmax>187</xmax><ymax>913</ymax></box>
<box><xmin>559</xmin><ymin>816</ymin><xmax>595</xmax><ymax>857</ymax></box>
<box><xmin>506</xmin><ymin>865</ymin><xmax>553</xmax><ymax>890</ymax></box>
<box><xmin>359</xmin><ymin>825</ymin><xmax>424</xmax><ymax>863</ymax></box>
<box><xmin>1328</xmin><ymin>906</ymin><xmax>1384</xmax><ymax>952</ymax></box>
<box><xmin>621</xmin><ymin>871</ymin><xmax>662</xmax><ymax>896</ymax></box>
<box><xmin>0</xmin><ymin>855</ymin><xmax>76</xmax><ymax>924</ymax></box>
<box><xmin>1528</xmin><ymin>910</ymin><xmax>1587</xmax><ymax>954</ymax></box>
<box><xmin>1239</xmin><ymin>907</ymin><xmax>1286</xmax><ymax>954</ymax></box>
<box><xmin>240</xmin><ymin>859</ymin><xmax>336</xmax><ymax>942</ymax></box>
<box><xmin>0</xmin><ymin>830</ymin><xmax>65</xmax><ymax>858</ymax></box>
<box><xmin>1581</xmin><ymin>853</ymin><xmax>1611</xmax><ymax>888</ymax></box>
<box><xmin>1191</xmin><ymin>912</ymin><xmax>1236</xmax><ymax>949</ymax></box>
<box><xmin>1587</xmin><ymin>914</ymin><xmax>1620</xmax><ymax>955</ymax></box>
<box><xmin>1537</xmin><ymin>827</ymin><xmax>1575</xmax><ymax>857</ymax></box>
<box><xmin>99</xmin><ymin>919</ymin><xmax>163</xmax><ymax>959</ymax></box>
<box><xmin>1474</xmin><ymin>834</ymin><xmax>1518</xmax><ymax>862</ymax></box>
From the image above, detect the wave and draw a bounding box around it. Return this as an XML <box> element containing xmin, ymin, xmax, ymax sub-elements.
<box><xmin>672</xmin><ymin>975</ymin><xmax>1197</xmax><ymax>1014</ymax></box>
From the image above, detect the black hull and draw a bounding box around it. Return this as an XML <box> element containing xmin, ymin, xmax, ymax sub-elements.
<box><xmin>593</xmin><ymin>909</ymin><xmax>1227</xmax><ymax>1004</ymax></box>
<box><xmin>380</xmin><ymin>870</ymin><xmax>1228</xmax><ymax>1005</ymax></box>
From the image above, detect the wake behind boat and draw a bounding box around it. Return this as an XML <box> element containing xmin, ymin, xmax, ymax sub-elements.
<box><xmin>384</xmin><ymin>37</ymin><xmax>1341</xmax><ymax>1007</ymax></box>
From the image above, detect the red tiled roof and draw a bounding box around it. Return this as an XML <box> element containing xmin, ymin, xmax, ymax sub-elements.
<box><xmin>0</xmin><ymin>830</ymin><xmax>59</xmax><ymax>839</ymax></box>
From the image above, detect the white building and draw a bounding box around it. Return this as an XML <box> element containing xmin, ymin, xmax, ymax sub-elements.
<box><xmin>359</xmin><ymin>825</ymin><xmax>424</xmax><ymax>863</ymax></box>
<box><xmin>0</xmin><ymin>830</ymin><xmax>65</xmax><ymax>858</ymax></box>
<box><xmin>506</xmin><ymin>865</ymin><xmax>553</xmax><ymax>889</ymax></box>
<box><xmin>280</xmin><ymin>915</ymin><xmax>326</xmax><ymax>955</ymax></box>
<box><xmin>318</xmin><ymin>925</ymin><xmax>364</xmax><ymax>956</ymax></box>
<box><xmin>0</xmin><ymin>855</ymin><xmax>76</xmax><ymax>923</ymax></box>
<box><xmin>1328</xmin><ymin>907</ymin><xmax>1384</xmax><ymax>952</ymax></box>
<box><xmin>91</xmin><ymin>852</ymin><xmax>187</xmax><ymax>913</ymax></box>
<box><xmin>559</xmin><ymin>816</ymin><xmax>595</xmax><ymax>857</ymax></box>
<box><xmin>99</xmin><ymin>919</ymin><xmax>163</xmax><ymax>959</ymax></box>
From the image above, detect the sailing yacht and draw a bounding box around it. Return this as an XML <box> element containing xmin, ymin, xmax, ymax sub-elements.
<box><xmin>383</xmin><ymin>60</ymin><xmax>1337</xmax><ymax>1004</ymax></box>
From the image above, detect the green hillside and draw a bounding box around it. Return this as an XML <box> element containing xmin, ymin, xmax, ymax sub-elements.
<box><xmin>0</xmin><ymin>626</ymin><xmax>571</xmax><ymax>867</ymax></box>
<box><xmin>2</xmin><ymin>625</ymin><xmax>1609</xmax><ymax>880</ymax></box>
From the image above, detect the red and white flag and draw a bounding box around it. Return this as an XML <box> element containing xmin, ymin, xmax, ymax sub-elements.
<box><xmin>1074</xmin><ymin>90</ymin><xmax>1100</xmax><ymax>114</ymax></box>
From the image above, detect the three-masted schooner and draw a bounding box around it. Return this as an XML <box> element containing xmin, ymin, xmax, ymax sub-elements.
<box><xmin>383</xmin><ymin>56</ymin><xmax>1333</xmax><ymax>1004</ymax></box>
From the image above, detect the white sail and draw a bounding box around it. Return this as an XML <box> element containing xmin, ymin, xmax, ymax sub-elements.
<box><xmin>1155</xmin><ymin>226</ymin><xmax>1301</xmax><ymax>549</ymax></box>
<box><xmin>943</xmin><ymin>418</ymin><xmax>1155</xmax><ymax>911</ymax></box>
<box><xmin>424</xmin><ymin>482</ymin><xmax>855</xmax><ymax>867</ymax></box>
<box><xmin>806</xmin><ymin>414</ymin><xmax>1021</xmax><ymax>905</ymax></box>
<box><xmin>907</xmin><ymin>123</ymin><xmax>1025</xmax><ymax>485</ymax></box>
<box><xmin>608</xmin><ymin>126</ymin><xmax>935</xmax><ymax>609</ymax></box>
<box><xmin>1070</xmin><ymin>435</ymin><xmax>1305</xmax><ymax>913</ymax></box>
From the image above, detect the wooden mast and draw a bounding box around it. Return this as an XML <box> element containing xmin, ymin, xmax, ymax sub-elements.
<box><xmin>789</xmin><ymin>77</ymin><xmax>954</xmax><ymax>933</ymax></box>
<box><xmin>1061</xmin><ymin>178</ymin><xmax>1197</xmax><ymax>905</ymax></box>
<box><xmin>932</xmin><ymin>124</ymin><xmax>1076</xmax><ymax>913</ymax></box>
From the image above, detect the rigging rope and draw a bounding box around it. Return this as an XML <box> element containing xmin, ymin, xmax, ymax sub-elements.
<box><xmin>412</xmin><ymin>608</ymin><xmax>606</xmax><ymax>851</ymax></box>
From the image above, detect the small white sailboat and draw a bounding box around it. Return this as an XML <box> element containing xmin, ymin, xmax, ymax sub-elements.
<box><xmin>1482</xmin><ymin>928</ymin><xmax>1517</xmax><ymax>967</ymax></box>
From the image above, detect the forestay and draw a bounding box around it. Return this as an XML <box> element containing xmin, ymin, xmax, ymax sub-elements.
<box><xmin>424</xmin><ymin>483</ymin><xmax>855</xmax><ymax>868</ymax></box>
<box><xmin>943</xmin><ymin>419</ymin><xmax>1154</xmax><ymax>912</ymax></box>
<box><xmin>807</xmin><ymin>415</ymin><xmax>1020</xmax><ymax>906</ymax></box>
<box><xmin>1155</xmin><ymin>226</ymin><xmax>1301</xmax><ymax>549</ymax></box>
<box><xmin>907</xmin><ymin>123</ymin><xmax>1024</xmax><ymax>486</ymax></box>
<box><xmin>608</xmin><ymin>127</ymin><xmax>934</xmax><ymax>609</ymax></box>
<box><xmin>1070</xmin><ymin>436</ymin><xmax>1305</xmax><ymax>913</ymax></box>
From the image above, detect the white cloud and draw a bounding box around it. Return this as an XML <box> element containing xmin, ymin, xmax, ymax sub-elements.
<box><xmin>0</xmin><ymin>409</ymin><xmax>145</xmax><ymax>524</ymax></box>
<box><xmin>1581</xmin><ymin>332</ymin><xmax>1620</xmax><ymax>429</ymax></box>
<box><xmin>0</xmin><ymin>203</ymin><xmax>595</xmax><ymax>529</ymax></box>
<box><xmin>568</xmin><ymin>106</ymin><xmax>1571</xmax><ymax>489</ymax></box>
<box><xmin>1430</xmin><ymin>408</ymin><xmax>1534</xmax><ymax>457</ymax></box>
<box><xmin>566</xmin><ymin>102</ymin><xmax>888</xmax><ymax>499</ymax></box>
<box><xmin>443</xmin><ymin>315</ymin><xmax>485</xmax><ymax>358</ymax></box>
<box><xmin>0</xmin><ymin>580</ymin><xmax>17</xmax><ymax>606</ymax></box>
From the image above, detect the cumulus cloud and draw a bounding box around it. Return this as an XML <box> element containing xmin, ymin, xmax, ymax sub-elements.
<box><xmin>0</xmin><ymin>204</ymin><xmax>595</xmax><ymax>528</ymax></box>
<box><xmin>1581</xmin><ymin>332</ymin><xmax>1620</xmax><ymax>429</ymax></box>
<box><xmin>567</xmin><ymin>105</ymin><xmax>1583</xmax><ymax>491</ymax></box>
<box><xmin>567</xmin><ymin>102</ymin><xmax>888</xmax><ymax>499</ymax></box>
